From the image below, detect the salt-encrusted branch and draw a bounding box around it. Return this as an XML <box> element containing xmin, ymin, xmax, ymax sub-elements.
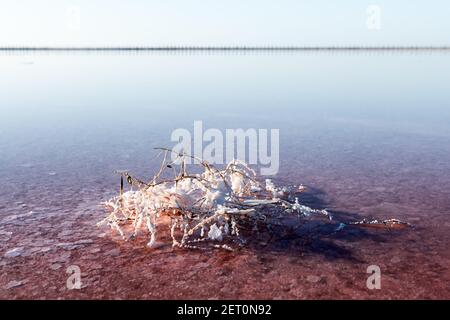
<box><xmin>98</xmin><ymin>149</ymin><xmax>332</xmax><ymax>250</ymax></box>
<box><xmin>98</xmin><ymin>148</ymin><xmax>409</xmax><ymax>250</ymax></box>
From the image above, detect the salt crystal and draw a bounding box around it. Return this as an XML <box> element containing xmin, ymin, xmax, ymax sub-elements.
<box><xmin>50</xmin><ymin>263</ymin><xmax>62</xmax><ymax>271</ymax></box>
<box><xmin>208</xmin><ymin>224</ymin><xmax>223</xmax><ymax>241</ymax></box>
<box><xmin>4</xmin><ymin>247</ymin><xmax>24</xmax><ymax>258</ymax></box>
<box><xmin>0</xmin><ymin>230</ymin><xmax>12</xmax><ymax>242</ymax></box>
<box><xmin>74</xmin><ymin>239</ymin><xmax>94</xmax><ymax>245</ymax></box>
<box><xmin>5</xmin><ymin>280</ymin><xmax>24</xmax><ymax>289</ymax></box>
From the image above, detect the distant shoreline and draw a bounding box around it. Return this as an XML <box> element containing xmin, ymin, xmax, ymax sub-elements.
<box><xmin>1</xmin><ymin>46</ymin><xmax>450</xmax><ymax>51</ymax></box>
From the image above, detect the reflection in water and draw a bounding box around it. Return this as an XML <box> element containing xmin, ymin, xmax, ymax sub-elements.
<box><xmin>0</xmin><ymin>51</ymin><xmax>449</xmax><ymax>299</ymax></box>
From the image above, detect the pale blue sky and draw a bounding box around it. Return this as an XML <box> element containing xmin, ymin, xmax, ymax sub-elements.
<box><xmin>0</xmin><ymin>0</ymin><xmax>449</xmax><ymax>46</ymax></box>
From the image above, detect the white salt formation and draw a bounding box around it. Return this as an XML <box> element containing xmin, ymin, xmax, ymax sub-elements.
<box><xmin>98</xmin><ymin>148</ymin><xmax>330</xmax><ymax>250</ymax></box>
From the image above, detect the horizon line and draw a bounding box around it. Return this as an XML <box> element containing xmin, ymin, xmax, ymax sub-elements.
<box><xmin>1</xmin><ymin>45</ymin><xmax>450</xmax><ymax>51</ymax></box>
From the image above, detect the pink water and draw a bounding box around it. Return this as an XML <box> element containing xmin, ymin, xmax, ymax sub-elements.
<box><xmin>0</xmin><ymin>52</ymin><xmax>449</xmax><ymax>299</ymax></box>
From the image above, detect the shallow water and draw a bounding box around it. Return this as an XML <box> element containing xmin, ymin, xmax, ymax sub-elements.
<box><xmin>0</xmin><ymin>51</ymin><xmax>449</xmax><ymax>299</ymax></box>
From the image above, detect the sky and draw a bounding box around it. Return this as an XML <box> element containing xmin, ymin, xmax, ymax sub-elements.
<box><xmin>0</xmin><ymin>0</ymin><xmax>449</xmax><ymax>46</ymax></box>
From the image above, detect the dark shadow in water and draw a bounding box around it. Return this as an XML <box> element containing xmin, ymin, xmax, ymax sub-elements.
<box><xmin>246</xmin><ymin>186</ymin><xmax>406</xmax><ymax>263</ymax></box>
